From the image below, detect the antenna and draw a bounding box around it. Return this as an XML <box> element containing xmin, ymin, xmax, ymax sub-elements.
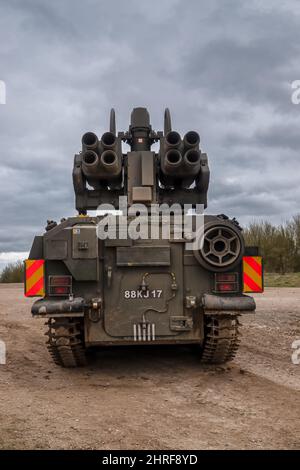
<box><xmin>164</xmin><ymin>108</ymin><xmax>172</xmax><ymax>135</ymax></box>
<box><xmin>109</xmin><ymin>108</ymin><xmax>116</xmax><ymax>135</ymax></box>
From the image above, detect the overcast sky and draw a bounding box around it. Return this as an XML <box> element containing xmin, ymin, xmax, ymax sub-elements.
<box><xmin>0</xmin><ymin>0</ymin><xmax>300</xmax><ymax>267</ymax></box>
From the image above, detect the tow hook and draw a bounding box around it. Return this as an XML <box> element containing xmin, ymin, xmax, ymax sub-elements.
<box><xmin>88</xmin><ymin>298</ymin><xmax>102</xmax><ymax>322</ymax></box>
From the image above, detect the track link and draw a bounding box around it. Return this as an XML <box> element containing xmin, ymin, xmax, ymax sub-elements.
<box><xmin>200</xmin><ymin>315</ymin><xmax>240</xmax><ymax>364</ymax></box>
<box><xmin>45</xmin><ymin>318</ymin><xmax>87</xmax><ymax>367</ymax></box>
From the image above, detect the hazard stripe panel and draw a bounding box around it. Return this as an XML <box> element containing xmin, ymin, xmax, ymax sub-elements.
<box><xmin>243</xmin><ymin>256</ymin><xmax>263</xmax><ymax>293</ymax></box>
<box><xmin>24</xmin><ymin>259</ymin><xmax>45</xmax><ymax>297</ymax></box>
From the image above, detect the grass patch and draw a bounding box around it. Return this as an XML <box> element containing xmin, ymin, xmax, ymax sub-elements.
<box><xmin>264</xmin><ymin>272</ymin><xmax>300</xmax><ymax>288</ymax></box>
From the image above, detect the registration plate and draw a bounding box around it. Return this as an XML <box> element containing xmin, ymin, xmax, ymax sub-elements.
<box><xmin>124</xmin><ymin>289</ymin><xmax>163</xmax><ymax>299</ymax></box>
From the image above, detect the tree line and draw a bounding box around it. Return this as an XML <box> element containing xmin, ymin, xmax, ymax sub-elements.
<box><xmin>243</xmin><ymin>215</ymin><xmax>300</xmax><ymax>274</ymax></box>
<box><xmin>0</xmin><ymin>261</ymin><xmax>24</xmax><ymax>283</ymax></box>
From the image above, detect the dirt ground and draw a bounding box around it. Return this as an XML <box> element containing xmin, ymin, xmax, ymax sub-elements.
<box><xmin>0</xmin><ymin>284</ymin><xmax>299</xmax><ymax>450</ymax></box>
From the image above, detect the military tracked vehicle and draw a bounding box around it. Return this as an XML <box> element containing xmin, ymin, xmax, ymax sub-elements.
<box><xmin>25</xmin><ymin>108</ymin><xmax>263</xmax><ymax>367</ymax></box>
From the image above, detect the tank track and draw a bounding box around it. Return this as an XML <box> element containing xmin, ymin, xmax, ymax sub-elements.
<box><xmin>200</xmin><ymin>315</ymin><xmax>240</xmax><ymax>364</ymax></box>
<box><xmin>45</xmin><ymin>318</ymin><xmax>87</xmax><ymax>367</ymax></box>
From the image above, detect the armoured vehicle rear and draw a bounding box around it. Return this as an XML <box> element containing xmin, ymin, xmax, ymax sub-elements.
<box><xmin>25</xmin><ymin>108</ymin><xmax>263</xmax><ymax>367</ymax></box>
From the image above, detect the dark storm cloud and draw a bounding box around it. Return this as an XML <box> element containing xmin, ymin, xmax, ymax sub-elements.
<box><xmin>0</xmin><ymin>0</ymin><xmax>300</xmax><ymax>255</ymax></box>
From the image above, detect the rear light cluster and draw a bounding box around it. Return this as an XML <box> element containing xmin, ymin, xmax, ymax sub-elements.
<box><xmin>214</xmin><ymin>273</ymin><xmax>238</xmax><ymax>293</ymax></box>
<box><xmin>49</xmin><ymin>276</ymin><xmax>72</xmax><ymax>296</ymax></box>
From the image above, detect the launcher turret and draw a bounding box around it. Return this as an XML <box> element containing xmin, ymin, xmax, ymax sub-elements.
<box><xmin>72</xmin><ymin>107</ymin><xmax>210</xmax><ymax>213</ymax></box>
